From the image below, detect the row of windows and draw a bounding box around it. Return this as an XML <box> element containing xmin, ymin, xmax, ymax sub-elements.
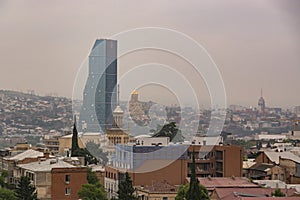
<box><xmin>106</xmin><ymin>172</ymin><xmax>117</xmax><ymax>180</ymax></box>
<box><xmin>138</xmin><ymin>196</ymin><xmax>168</xmax><ymax>200</ymax></box>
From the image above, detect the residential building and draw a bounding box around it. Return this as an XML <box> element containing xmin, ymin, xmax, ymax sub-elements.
<box><xmin>187</xmin><ymin>144</ymin><xmax>243</xmax><ymax>178</ymax></box>
<box><xmin>247</xmin><ymin>150</ymin><xmax>300</xmax><ymax>184</ymax></box>
<box><xmin>105</xmin><ymin>143</ymin><xmax>188</xmax><ymax>198</ymax></box>
<box><xmin>0</xmin><ymin>149</ymin><xmax>48</xmax><ymax>186</ymax></box>
<box><xmin>14</xmin><ymin>158</ymin><xmax>87</xmax><ymax>200</ymax></box>
<box><xmin>135</xmin><ymin>180</ymin><xmax>178</xmax><ymax>200</ymax></box>
<box><xmin>58</xmin><ymin>132</ymin><xmax>107</xmax><ymax>156</ymax></box>
<box><xmin>104</xmin><ymin>143</ymin><xmax>243</xmax><ymax>198</ymax></box>
<box><xmin>211</xmin><ymin>187</ymin><xmax>298</xmax><ymax>200</ymax></box>
<box><xmin>51</xmin><ymin>166</ymin><xmax>87</xmax><ymax>200</ymax></box>
<box><xmin>44</xmin><ymin>135</ymin><xmax>60</xmax><ymax>155</ymax></box>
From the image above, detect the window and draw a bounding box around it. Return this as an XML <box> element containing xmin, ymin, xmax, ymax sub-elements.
<box><xmin>65</xmin><ymin>187</ymin><xmax>71</xmax><ymax>195</ymax></box>
<box><xmin>163</xmin><ymin>197</ymin><xmax>168</xmax><ymax>200</ymax></box>
<box><xmin>281</xmin><ymin>173</ymin><xmax>285</xmax><ymax>181</ymax></box>
<box><xmin>65</xmin><ymin>175</ymin><xmax>70</xmax><ymax>183</ymax></box>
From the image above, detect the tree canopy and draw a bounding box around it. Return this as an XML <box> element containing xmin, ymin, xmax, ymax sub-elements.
<box><xmin>117</xmin><ymin>172</ymin><xmax>137</xmax><ymax>200</ymax></box>
<box><xmin>152</xmin><ymin>122</ymin><xmax>184</xmax><ymax>142</ymax></box>
<box><xmin>86</xmin><ymin>142</ymin><xmax>108</xmax><ymax>165</ymax></box>
<box><xmin>175</xmin><ymin>184</ymin><xmax>209</xmax><ymax>200</ymax></box>
<box><xmin>71</xmin><ymin>119</ymin><xmax>80</xmax><ymax>156</ymax></box>
<box><xmin>87</xmin><ymin>167</ymin><xmax>99</xmax><ymax>185</ymax></box>
<box><xmin>0</xmin><ymin>170</ymin><xmax>8</xmax><ymax>188</ymax></box>
<box><xmin>71</xmin><ymin>119</ymin><xmax>98</xmax><ymax>165</ymax></box>
<box><xmin>78</xmin><ymin>183</ymin><xmax>107</xmax><ymax>200</ymax></box>
<box><xmin>176</xmin><ymin>151</ymin><xmax>209</xmax><ymax>200</ymax></box>
<box><xmin>0</xmin><ymin>188</ymin><xmax>16</xmax><ymax>200</ymax></box>
<box><xmin>15</xmin><ymin>176</ymin><xmax>37</xmax><ymax>200</ymax></box>
<box><xmin>271</xmin><ymin>188</ymin><xmax>285</xmax><ymax>197</ymax></box>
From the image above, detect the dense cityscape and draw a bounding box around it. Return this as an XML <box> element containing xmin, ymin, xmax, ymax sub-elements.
<box><xmin>1</xmin><ymin>39</ymin><xmax>300</xmax><ymax>200</ymax></box>
<box><xmin>1</xmin><ymin>1</ymin><xmax>300</xmax><ymax>200</ymax></box>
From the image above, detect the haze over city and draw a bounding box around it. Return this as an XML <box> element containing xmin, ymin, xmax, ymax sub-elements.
<box><xmin>0</xmin><ymin>0</ymin><xmax>299</xmax><ymax>108</ymax></box>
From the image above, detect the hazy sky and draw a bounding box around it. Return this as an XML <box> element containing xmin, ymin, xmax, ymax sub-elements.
<box><xmin>0</xmin><ymin>0</ymin><xmax>299</xmax><ymax>108</ymax></box>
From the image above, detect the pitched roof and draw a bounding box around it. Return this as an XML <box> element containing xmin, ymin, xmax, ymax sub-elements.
<box><xmin>5</xmin><ymin>149</ymin><xmax>43</xmax><ymax>161</ymax></box>
<box><xmin>187</xmin><ymin>177</ymin><xmax>258</xmax><ymax>189</ymax></box>
<box><xmin>136</xmin><ymin>180</ymin><xmax>178</xmax><ymax>193</ymax></box>
<box><xmin>17</xmin><ymin>159</ymin><xmax>77</xmax><ymax>172</ymax></box>
<box><xmin>264</xmin><ymin>151</ymin><xmax>300</xmax><ymax>164</ymax></box>
<box><xmin>241</xmin><ymin>197</ymin><xmax>300</xmax><ymax>200</ymax></box>
<box><xmin>250</xmin><ymin>163</ymin><xmax>273</xmax><ymax>172</ymax></box>
<box><xmin>215</xmin><ymin>187</ymin><xmax>297</xmax><ymax>200</ymax></box>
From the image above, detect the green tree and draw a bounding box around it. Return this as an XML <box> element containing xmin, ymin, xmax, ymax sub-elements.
<box><xmin>71</xmin><ymin>117</ymin><xmax>80</xmax><ymax>156</ymax></box>
<box><xmin>0</xmin><ymin>170</ymin><xmax>8</xmax><ymax>188</ymax></box>
<box><xmin>87</xmin><ymin>167</ymin><xmax>99</xmax><ymax>185</ymax></box>
<box><xmin>71</xmin><ymin>118</ymin><xmax>98</xmax><ymax>165</ymax></box>
<box><xmin>186</xmin><ymin>150</ymin><xmax>201</xmax><ymax>200</ymax></box>
<box><xmin>117</xmin><ymin>172</ymin><xmax>137</xmax><ymax>200</ymax></box>
<box><xmin>0</xmin><ymin>188</ymin><xmax>17</xmax><ymax>200</ymax></box>
<box><xmin>78</xmin><ymin>183</ymin><xmax>107</xmax><ymax>200</ymax></box>
<box><xmin>86</xmin><ymin>142</ymin><xmax>109</xmax><ymax>165</ymax></box>
<box><xmin>185</xmin><ymin>151</ymin><xmax>209</xmax><ymax>200</ymax></box>
<box><xmin>152</xmin><ymin>122</ymin><xmax>184</xmax><ymax>142</ymax></box>
<box><xmin>175</xmin><ymin>184</ymin><xmax>209</xmax><ymax>200</ymax></box>
<box><xmin>175</xmin><ymin>184</ymin><xmax>189</xmax><ymax>200</ymax></box>
<box><xmin>271</xmin><ymin>188</ymin><xmax>285</xmax><ymax>197</ymax></box>
<box><xmin>15</xmin><ymin>176</ymin><xmax>37</xmax><ymax>200</ymax></box>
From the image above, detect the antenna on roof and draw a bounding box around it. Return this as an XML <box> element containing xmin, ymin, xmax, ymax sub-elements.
<box><xmin>117</xmin><ymin>84</ymin><xmax>120</xmax><ymax>106</ymax></box>
<box><xmin>73</xmin><ymin>115</ymin><xmax>77</xmax><ymax>126</ymax></box>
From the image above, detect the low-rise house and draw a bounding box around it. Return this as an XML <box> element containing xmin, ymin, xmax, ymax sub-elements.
<box><xmin>246</xmin><ymin>151</ymin><xmax>300</xmax><ymax>183</ymax></box>
<box><xmin>135</xmin><ymin>180</ymin><xmax>178</xmax><ymax>200</ymax></box>
<box><xmin>253</xmin><ymin>179</ymin><xmax>300</xmax><ymax>193</ymax></box>
<box><xmin>211</xmin><ymin>187</ymin><xmax>298</xmax><ymax>200</ymax></box>
<box><xmin>0</xmin><ymin>149</ymin><xmax>47</xmax><ymax>186</ymax></box>
<box><xmin>187</xmin><ymin>176</ymin><xmax>258</xmax><ymax>196</ymax></box>
<box><xmin>14</xmin><ymin>158</ymin><xmax>87</xmax><ymax>200</ymax></box>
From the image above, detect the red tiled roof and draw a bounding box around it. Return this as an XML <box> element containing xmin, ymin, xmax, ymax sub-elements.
<box><xmin>215</xmin><ymin>187</ymin><xmax>297</xmax><ymax>200</ymax></box>
<box><xmin>241</xmin><ymin>198</ymin><xmax>300</xmax><ymax>200</ymax></box>
<box><xmin>136</xmin><ymin>180</ymin><xmax>178</xmax><ymax>193</ymax></box>
<box><xmin>186</xmin><ymin>177</ymin><xmax>258</xmax><ymax>189</ymax></box>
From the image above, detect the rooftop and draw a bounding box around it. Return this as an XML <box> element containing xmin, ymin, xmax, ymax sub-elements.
<box><xmin>136</xmin><ymin>180</ymin><xmax>178</xmax><ymax>193</ymax></box>
<box><xmin>5</xmin><ymin>149</ymin><xmax>43</xmax><ymax>161</ymax></box>
<box><xmin>253</xmin><ymin>180</ymin><xmax>300</xmax><ymax>193</ymax></box>
<box><xmin>215</xmin><ymin>187</ymin><xmax>297</xmax><ymax>200</ymax></box>
<box><xmin>264</xmin><ymin>150</ymin><xmax>300</xmax><ymax>164</ymax></box>
<box><xmin>17</xmin><ymin>159</ymin><xmax>78</xmax><ymax>172</ymax></box>
<box><xmin>188</xmin><ymin>177</ymin><xmax>258</xmax><ymax>189</ymax></box>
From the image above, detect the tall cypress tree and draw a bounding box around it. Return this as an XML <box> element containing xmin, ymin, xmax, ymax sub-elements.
<box><xmin>15</xmin><ymin>176</ymin><xmax>37</xmax><ymax>200</ymax></box>
<box><xmin>70</xmin><ymin>116</ymin><xmax>98</xmax><ymax>165</ymax></box>
<box><xmin>71</xmin><ymin>116</ymin><xmax>80</xmax><ymax>156</ymax></box>
<box><xmin>117</xmin><ymin>172</ymin><xmax>137</xmax><ymax>200</ymax></box>
<box><xmin>186</xmin><ymin>150</ymin><xmax>201</xmax><ymax>200</ymax></box>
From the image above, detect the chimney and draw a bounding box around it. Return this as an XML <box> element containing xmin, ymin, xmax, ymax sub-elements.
<box><xmin>44</xmin><ymin>151</ymin><xmax>50</xmax><ymax>159</ymax></box>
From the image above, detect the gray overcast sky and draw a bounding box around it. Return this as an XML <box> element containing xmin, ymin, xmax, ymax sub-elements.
<box><xmin>0</xmin><ymin>0</ymin><xmax>299</xmax><ymax>108</ymax></box>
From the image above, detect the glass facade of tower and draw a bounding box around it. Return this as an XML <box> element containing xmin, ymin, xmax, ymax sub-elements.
<box><xmin>79</xmin><ymin>39</ymin><xmax>117</xmax><ymax>132</ymax></box>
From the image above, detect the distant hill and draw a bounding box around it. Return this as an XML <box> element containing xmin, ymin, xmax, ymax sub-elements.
<box><xmin>0</xmin><ymin>90</ymin><xmax>73</xmax><ymax>136</ymax></box>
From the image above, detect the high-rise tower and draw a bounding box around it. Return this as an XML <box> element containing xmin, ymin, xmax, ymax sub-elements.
<box><xmin>258</xmin><ymin>88</ymin><xmax>266</xmax><ymax>112</ymax></box>
<box><xmin>79</xmin><ymin>39</ymin><xmax>117</xmax><ymax>132</ymax></box>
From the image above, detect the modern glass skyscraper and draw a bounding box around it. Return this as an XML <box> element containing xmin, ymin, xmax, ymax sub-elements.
<box><xmin>79</xmin><ymin>39</ymin><xmax>117</xmax><ymax>132</ymax></box>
